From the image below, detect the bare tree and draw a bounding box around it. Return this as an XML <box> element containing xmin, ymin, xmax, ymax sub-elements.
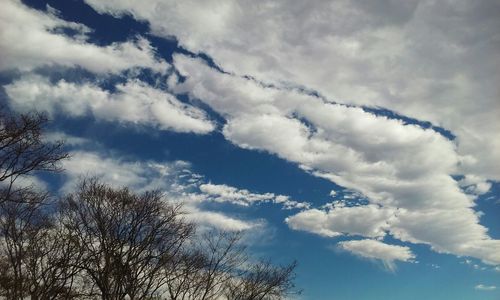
<box><xmin>0</xmin><ymin>109</ymin><xmax>68</xmax><ymax>203</ymax></box>
<box><xmin>164</xmin><ymin>250</ymin><xmax>206</xmax><ymax>300</ymax></box>
<box><xmin>0</xmin><ymin>190</ymin><xmax>81</xmax><ymax>300</ymax></box>
<box><xmin>224</xmin><ymin>260</ymin><xmax>299</xmax><ymax>300</ymax></box>
<box><xmin>164</xmin><ymin>230</ymin><xmax>299</xmax><ymax>300</ymax></box>
<box><xmin>195</xmin><ymin>231</ymin><xmax>246</xmax><ymax>300</ymax></box>
<box><xmin>0</xmin><ymin>191</ymin><xmax>46</xmax><ymax>299</ymax></box>
<box><xmin>0</xmin><ymin>108</ymin><xmax>301</xmax><ymax>300</ymax></box>
<box><xmin>0</xmin><ymin>178</ymin><xmax>300</xmax><ymax>300</ymax></box>
<box><xmin>164</xmin><ymin>230</ymin><xmax>246</xmax><ymax>300</ymax></box>
<box><xmin>60</xmin><ymin>179</ymin><xmax>194</xmax><ymax>300</ymax></box>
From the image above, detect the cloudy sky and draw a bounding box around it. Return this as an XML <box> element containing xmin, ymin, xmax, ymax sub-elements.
<box><xmin>1</xmin><ymin>0</ymin><xmax>499</xmax><ymax>299</ymax></box>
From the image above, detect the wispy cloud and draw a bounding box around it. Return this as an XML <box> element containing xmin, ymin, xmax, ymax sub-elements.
<box><xmin>475</xmin><ymin>284</ymin><xmax>496</xmax><ymax>291</ymax></box>
<box><xmin>199</xmin><ymin>183</ymin><xmax>309</xmax><ymax>209</ymax></box>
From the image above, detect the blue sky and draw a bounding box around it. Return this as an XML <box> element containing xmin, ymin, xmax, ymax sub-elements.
<box><xmin>1</xmin><ymin>0</ymin><xmax>500</xmax><ymax>299</ymax></box>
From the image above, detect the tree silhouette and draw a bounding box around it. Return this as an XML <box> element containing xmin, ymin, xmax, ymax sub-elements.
<box><xmin>0</xmin><ymin>109</ymin><xmax>67</xmax><ymax>203</ymax></box>
<box><xmin>0</xmin><ymin>109</ymin><xmax>300</xmax><ymax>299</ymax></box>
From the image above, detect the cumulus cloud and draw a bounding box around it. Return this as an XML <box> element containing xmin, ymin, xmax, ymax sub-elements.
<box><xmin>5</xmin><ymin>75</ymin><xmax>215</xmax><ymax>134</ymax></box>
<box><xmin>458</xmin><ymin>175</ymin><xmax>492</xmax><ymax>196</ymax></box>
<box><xmin>83</xmin><ymin>0</ymin><xmax>500</xmax><ymax>180</ymax></box>
<box><xmin>286</xmin><ymin>205</ymin><xmax>394</xmax><ymax>238</ymax></box>
<box><xmin>166</xmin><ymin>55</ymin><xmax>500</xmax><ymax>265</ymax></box>
<box><xmin>474</xmin><ymin>284</ymin><xmax>496</xmax><ymax>291</ymax></box>
<box><xmin>389</xmin><ymin>209</ymin><xmax>500</xmax><ymax>264</ymax></box>
<box><xmin>0</xmin><ymin>0</ymin><xmax>168</xmax><ymax>73</ymax></box>
<box><xmin>338</xmin><ymin>239</ymin><xmax>415</xmax><ymax>271</ymax></box>
<box><xmin>199</xmin><ymin>183</ymin><xmax>309</xmax><ymax>209</ymax></box>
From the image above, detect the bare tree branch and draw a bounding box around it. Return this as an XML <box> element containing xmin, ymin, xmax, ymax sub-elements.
<box><xmin>0</xmin><ymin>108</ymin><xmax>68</xmax><ymax>203</ymax></box>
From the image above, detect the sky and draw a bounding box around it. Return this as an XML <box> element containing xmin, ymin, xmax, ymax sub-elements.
<box><xmin>1</xmin><ymin>0</ymin><xmax>499</xmax><ymax>299</ymax></box>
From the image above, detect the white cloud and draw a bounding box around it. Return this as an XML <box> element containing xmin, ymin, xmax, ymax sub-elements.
<box><xmin>0</xmin><ymin>174</ymin><xmax>48</xmax><ymax>192</ymax></box>
<box><xmin>60</xmin><ymin>151</ymin><xmax>182</xmax><ymax>193</ymax></box>
<box><xmin>286</xmin><ymin>205</ymin><xmax>394</xmax><ymax>238</ymax></box>
<box><xmin>458</xmin><ymin>175</ymin><xmax>492</xmax><ymax>196</ymax></box>
<box><xmin>183</xmin><ymin>209</ymin><xmax>256</xmax><ymax>232</ymax></box>
<box><xmin>273</xmin><ymin>195</ymin><xmax>310</xmax><ymax>210</ymax></box>
<box><xmin>475</xmin><ymin>284</ymin><xmax>496</xmax><ymax>291</ymax></box>
<box><xmin>19</xmin><ymin>0</ymin><xmax>497</xmax><ymax>266</ymax></box>
<box><xmin>199</xmin><ymin>183</ymin><xmax>309</xmax><ymax>209</ymax></box>
<box><xmin>44</xmin><ymin>131</ymin><xmax>90</xmax><ymax>146</ymax></box>
<box><xmin>83</xmin><ymin>0</ymin><xmax>500</xmax><ymax>180</ymax></box>
<box><xmin>0</xmin><ymin>0</ymin><xmax>168</xmax><ymax>73</ymax></box>
<box><xmin>167</xmin><ymin>54</ymin><xmax>500</xmax><ymax>264</ymax></box>
<box><xmin>338</xmin><ymin>239</ymin><xmax>415</xmax><ymax>271</ymax></box>
<box><xmin>199</xmin><ymin>183</ymin><xmax>274</xmax><ymax>206</ymax></box>
<box><xmin>390</xmin><ymin>209</ymin><xmax>500</xmax><ymax>265</ymax></box>
<box><xmin>5</xmin><ymin>75</ymin><xmax>214</xmax><ymax>134</ymax></box>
